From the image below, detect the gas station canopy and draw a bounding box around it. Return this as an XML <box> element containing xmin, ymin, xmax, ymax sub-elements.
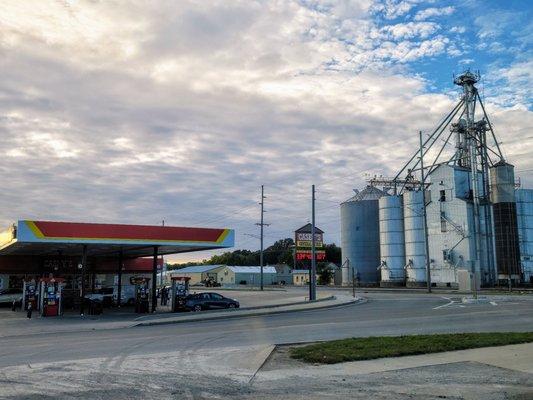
<box><xmin>0</xmin><ymin>220</ymin><xmax>235</xmax><ymax>258</ymax></box>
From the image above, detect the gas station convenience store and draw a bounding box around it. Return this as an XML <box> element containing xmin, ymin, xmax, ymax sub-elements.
<box><xmin>0</xmin><ymin>220</ymin><xmax>234</xmax><ymax>316</ymax></box>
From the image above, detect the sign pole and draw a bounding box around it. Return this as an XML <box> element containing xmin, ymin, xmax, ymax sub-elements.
<box><xmin>311</xmin><ymin>184</ymin><xmax>317</xmax><ymax>301</ymax></box>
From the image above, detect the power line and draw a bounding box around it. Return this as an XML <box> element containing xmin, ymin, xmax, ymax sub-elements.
<box><xmin>189</xmin><ymin>203</ymin><xmax>257</xmax><ymax>226</ymax></box>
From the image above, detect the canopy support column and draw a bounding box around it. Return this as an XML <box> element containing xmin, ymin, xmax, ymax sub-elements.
<box><xmin>151</xmin><ymin>246</ymin><xmax>159</xmax><ymax>313</ymax></box>
<box><xmin>117</xmin><ymin>249</ymin><xmax>123</xmax><ymax>308</ymax></box>
<box><xmin>80</xmin><ymin>244</ymin><xmax>87</xmax><ymax>316</ymax></box>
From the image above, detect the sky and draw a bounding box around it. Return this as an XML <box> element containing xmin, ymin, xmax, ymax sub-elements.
<box><xmin>0</xmin><ymin>0</ymin><xmax>531</xmax><ymax>263</ymax></box>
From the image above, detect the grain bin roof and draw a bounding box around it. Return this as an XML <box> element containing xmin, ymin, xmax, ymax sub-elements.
<box><xmin>342</xmin><ymin>185</ymin><xmax>386</xmax><ymax>203</ymax></box>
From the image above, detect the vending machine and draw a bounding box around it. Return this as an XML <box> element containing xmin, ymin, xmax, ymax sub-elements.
<box><xmin>22</xmin><ymin>279</ymin><xmax>38</xmax><ymax>311</ymax></box>
<box><xmin>171</xmin><ymin>276</ymin><xmax>191</xmax><ymax>312</ymax></box>
<box><xmin>39</xmin><ymin>277</ymin><xmax>65</xmax><ymax>317</ymax></box>
<box><xmin>130</xmin><ymin>276</ymin><xmax>151</xmax><ymax>313</ymax></box>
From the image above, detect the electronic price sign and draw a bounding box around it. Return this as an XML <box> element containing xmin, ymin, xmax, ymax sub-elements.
<box><xmin>296</xmin><ymin>250</ymin><xmax>326</xmax><ymax>261</ymax></box>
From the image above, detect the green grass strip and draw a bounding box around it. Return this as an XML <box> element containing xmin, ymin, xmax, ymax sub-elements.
<box><xmin>290</xmin><ymin>332</ymin><xmax>533</xmax><ymax>364</ymax></box>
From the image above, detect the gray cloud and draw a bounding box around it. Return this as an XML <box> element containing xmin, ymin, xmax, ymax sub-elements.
<box><xmin>0</xmin><ymin>0</ymin><xmax>531</xmax><ymax>262</ymax></box>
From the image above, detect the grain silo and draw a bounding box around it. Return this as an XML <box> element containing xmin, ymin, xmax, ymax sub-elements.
<box><xmin>403</xmin><ymin>190</ymin><xmax>427</xmax><ymax>286</ymax></box>
<box><xmin>356</xmin><ymin>71</ymin><xmax>532</xmax><ymax>287</ymax></box>
<box><xmin>340</xmin><ymin>186</ymin><xmax>385</xmax><ymax>285</ymax></box>
<box><xmin>491</xmin><ymin>162</ymin><xmax>521</xmax><ymax>282</ymax></box>
<box><xmin>379</xmin><ymin>195</ymin><xmax>405</xmax><ymax>286</ymax></box>
<box><xmin>516</xmin><ymin>189</ymin><xmax>533</xmax><ymax>283</ymax></box>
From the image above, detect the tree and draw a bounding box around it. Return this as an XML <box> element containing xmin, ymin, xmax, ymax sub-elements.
<box><xmin>166</xmin><ymin>238</ymin><xmax>340</xmax><ymax>269</ymax></box>
<box><xmin>324</xmin><ymin>243</ymin><xmax>341</xmax><ymax>265</ymax></box>
<box><xmin>264</xmin><ymin>238</ymin><xmax>295</xmax><ymax>266</ymax></box>
<box><xmin>317</xmin><ymin>262</ymin><xmax>334</xmax><ymax>285</ymax></box>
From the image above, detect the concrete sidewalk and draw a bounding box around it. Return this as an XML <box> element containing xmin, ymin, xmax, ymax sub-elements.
<box><xmin>0</xmin><ymin>294</ymin><xmax>361</xmax><ymax>338</ymax></box>
<box><xmin>258</xmin><ymin>342</ymin><xmax>533</xmax><ymax>379</ymax></box>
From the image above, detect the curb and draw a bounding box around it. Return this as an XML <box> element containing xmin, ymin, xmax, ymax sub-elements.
<box><xmin>133</xmin><ymin>296</ymin><xmax>336</xmax><ymax>322</ymax></box>
<box><xmin>0</xmin><ymin>297</ymin><xmax>364</xmax><ymax>339</ymax></box>
<box><xmin>133</xmin><ymin>296</ymin><xmax>365</xmax><ymax>327</ymax></box>
<box><xmin>191</xmin><ymin>287</ymin><xmax>288</xmax><ymax>292</ymax></box>
<box><xmin>327</xmin><ymin>287</ymin><xmax>533</xmax><ymax>296</ymax></box>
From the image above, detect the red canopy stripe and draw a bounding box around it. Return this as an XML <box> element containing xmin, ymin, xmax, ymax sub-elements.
<box><xmin>30</xmin><ymin>221</ymin><xmax>225</xmax><ymax>243</ymax></box>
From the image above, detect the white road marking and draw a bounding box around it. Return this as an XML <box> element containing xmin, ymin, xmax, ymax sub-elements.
<box><xmin>433</xmin><ymin>297</ymin><xmax>456</xmax><ymax>310</ymax></box>
<box><xmin>490</xmin><ymin>301</ymin><xmax>498</xmax><ymax>306</ymax></box>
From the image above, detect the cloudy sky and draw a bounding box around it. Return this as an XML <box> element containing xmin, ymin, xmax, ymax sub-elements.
<box><xmin>0</xmin><ymin>0</ymin><xmax>531</xmax><ymax>262</ymax></box>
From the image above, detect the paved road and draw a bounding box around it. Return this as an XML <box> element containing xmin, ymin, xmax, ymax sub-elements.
<box><xmin>1</xmin><ymin>291</ymin><xmax>531</xmax><ymax>368</ymax></box>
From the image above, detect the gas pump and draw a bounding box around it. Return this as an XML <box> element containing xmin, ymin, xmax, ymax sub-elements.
<box><xmin>171</xmin><ymin>276</ymin><xmax>191</xmax><ymax>312</ymax></box>
<box><xmin>130</xmin><ymin>276</ymin><xmax>150</xmax><ymax>313</ymax></box>
<box><xmin>39</xmin><ymin>277</ymin><xmax>65</xmax><ymax>317</ymax></box>
<box><xmin>22</xmin><ymin>279</ymin><xmax>38</xmax><ymax>311</ymax></box>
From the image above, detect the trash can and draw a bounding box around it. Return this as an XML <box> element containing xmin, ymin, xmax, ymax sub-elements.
<box><xmin>87</xmin><ymin>299</ymin><xmax>103</xmax><ymax>315</ymax></box>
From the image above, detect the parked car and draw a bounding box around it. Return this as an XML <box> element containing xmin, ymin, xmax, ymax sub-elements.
<box><xmin>83</xmin><ymin>293</ymin><xmax>104</xmax><ymax>301</ymax></box>
<box><xmin>0</xmin><ymin>289</ymin><xmax>23</xmax><ymax>306</ymax></box>
<box><xmin>90</xmin><ymin>288</ymin><xmax>115</xmax><ymax>307</ymax></box>
<box><xmin>112</xmin><ymin>286</ymin><xmax>135</xmax><ymax>306</ymax></box>
<box><xmin>184</xmin><ymin>292</ymin><xmax>239</xmax><ymax>312</ymax></box>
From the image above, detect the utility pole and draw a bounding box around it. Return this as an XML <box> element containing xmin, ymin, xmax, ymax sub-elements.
<box><xmin>419</xmin><ymin>131</ymin><xmax>432</xmax><ymax>293</ymax></box>
<box><xmin>160</xmin><ymin>220</ymin><xmax>165</xmax><ymax>287</ymax></box>
<box><xmin>255</xmin><ymin>185</ymin><xmax>269</xmax><ymax>291</ymax></box>
<box><xmin>310</xmin><ymin>184</ymin><xmax>317</xmax><ymax>301</ymax></box>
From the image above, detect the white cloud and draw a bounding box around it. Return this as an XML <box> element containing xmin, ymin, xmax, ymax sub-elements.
<box><xmin>382</xmin><ymin>22</ymin><xmax>440</xmax><ymax>39</ymax></box>
<box><xmin>483</xmin><ymin>61</ymin><xmax>533</xmax><ymax>110</ymax></box>
<box><xmin>459</xmin><ymin>58</ymin><xmax>474</xmax><ymax>65</ymax></box>
<box><xmin>414</xmin><ymin>6</ymin><xmax>455</xmax><ymax>21</ymax></box>
<box><xmin>447</xmin><ymin>43</ymin><xmax>463</xmax><ymax>57</ymax></box>
<box><xmin>450</xmin><ymin>26</ymin><xmax>466</xmax><ymax>34</ymax></box>
<box><xmin>372</xmin><ymin>0</ymin><xmax>418</xmax><ymax>20</ymax></box>
<box><xmin>475</xmin><ymin>11</ymin><xmax>517</xmax><ymax>39</ymax></box>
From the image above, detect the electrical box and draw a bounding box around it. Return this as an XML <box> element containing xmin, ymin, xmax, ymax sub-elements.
<box><xmin>457</xmin><ymin>269</ymin><xmax>480</xmax><ymax>292</ymax></box>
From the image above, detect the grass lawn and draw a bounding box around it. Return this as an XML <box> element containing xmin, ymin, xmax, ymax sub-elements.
<box><xmin>290</xmin><ymin>332</ymin><xmax>533</xmax><ymax>364</ymax></box>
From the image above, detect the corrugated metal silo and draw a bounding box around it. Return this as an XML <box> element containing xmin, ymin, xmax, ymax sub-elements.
<box><xmin>490</xmin><ymin>162</ymin><xmax>521</xmax><ymax>279</ymax></box>
<box><xmin>516</xmin><ymin>189</ymin><xmax>533</xmax><ymax>283</ymax></box>
<box><xmin>403</xmin><ymin>190</ymin><xmax>427</xmax><ymax>286</ymax></box>
<box><xmin>340</xmin><ymin>186</ymin><xmax>384</xmax><ymax>285</ymax></box>
<box><xmin>379</xmin><ymin>195</ymin><xmax>406</xmax><ymax>286</ymax></box>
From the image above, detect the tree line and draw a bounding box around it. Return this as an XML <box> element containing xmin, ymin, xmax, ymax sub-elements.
<box><xmin>167</xmin><ymin>238</ymin><xmax>341</xmax><ymax>270</ymax></box>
